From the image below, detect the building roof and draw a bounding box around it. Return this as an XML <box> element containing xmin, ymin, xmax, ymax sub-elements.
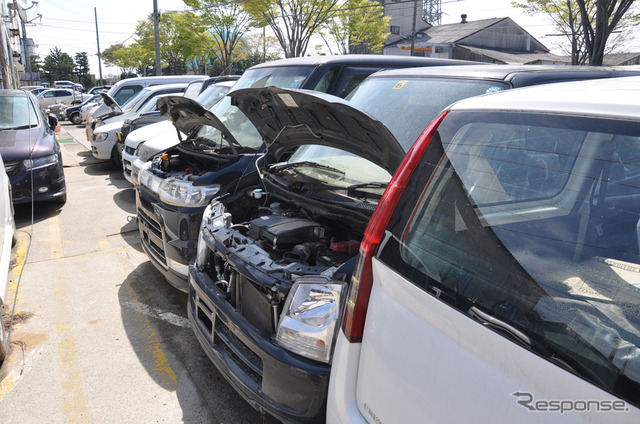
<box><xmin>418</xmin><ymin>17</ymin><xmax>505</xmax><ymax>44</ymax></box>
<box><xmin>602</xmin><ymin>52</ymin><xmax>640</xmax><ymax>66</ymax></box>
<box><xmin>457</xmin><ymin>45</ymin><xmax>567</xmax><ymax>65</ymax></box>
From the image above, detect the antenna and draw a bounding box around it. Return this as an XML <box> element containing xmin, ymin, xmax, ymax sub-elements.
<box><xmin>422</xmin><ymin>0</ymin><xmax>442</xmax><ymax>25</ymax></box>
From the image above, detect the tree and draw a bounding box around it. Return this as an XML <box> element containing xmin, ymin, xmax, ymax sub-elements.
<box><xmin>243</xmin><ymin>0</ymin><xmax>340</xmax><ymax>57</ymax></box>
<box><xmin>102</xmin><ymin>43</ymin><xmax>144</xmax><ymax>75</ymax></box>
<box><xmin>577</xmin><ymin>0</ymin><xmax>638</xmax><ymax>65</ymax></box>
<box><xmin>133</xmin><ymin>12</ymin><xmax>210</xmax><ymax>75</ymax></box>
<box><xmin>74</xmin><ymin>52</ymin><xmax>94</xmax><ymax>88</ymax></box>
<box><xmin>30</xmin><ymin>55</ymin><xmax>42</xmax><ymax>73</ymax></box>
<box><xmin>323</xmin><ymin>0</ymin><xmax>390</xmax><ymax>54</ymax></box>
<box><xmin>184</xmin><ymin>0</ymin><xmax>252</xmax><ymax>74</ymax></box>
<box><xmin>513</xmin><ymin>0</ymin><xmax>639</xmax><ymax>65</ymax></box>
<box><xmin>42</xmin><ymin>47</ymin><xmax>75</xmax><ymax>84</ymax></box>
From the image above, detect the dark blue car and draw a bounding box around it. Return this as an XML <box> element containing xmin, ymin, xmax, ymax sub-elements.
<box><xmin>0</xmin><ymin>90</ymin><xmax>66</xmax><ymax>204</ymax></box>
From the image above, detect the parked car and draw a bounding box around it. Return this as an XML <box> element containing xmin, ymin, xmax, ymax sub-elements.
<box><xmin>122</xmin><ymin>80</ymin><xmax>238</xmax><ymax>185</ymax></box>
<box><xmin>90</xmin><ymin>84</ymin><xmax>188</xmax><ymax>167</ymax></box>
<box><xmin>61</xmin><ymin>94</ymin><xmax>101</xmax><ymax>125</ymax></box>
<box><xmin>88</xmin><ymin>85</ymin><xmax>112</xmax><ymax>94</ymax></box>
<box><xmin>0</xmin><ymin>90</ymin><xmax>66</xmax><ymax>204</ymax></box>
<box><xmin>136</xmin><ymin>54</ymin><xmax>470</xmax><ymax>294</ymax></box>
<box><xmin>188</xmin><ymin>65</ymin><xmax>640</xmax><ymax>424</ymax></box>
<box><xmin>36</xmin><ymin>88</ymin><xmax>92</xmax><ymax>108</ymax></box>
<box><xmin>85</xmin><ymin>75</ymin><xmax>207</xmax><ymax>140</ymax></box>
<box><xmin>328</xmin><ymin>76</ymin><xmax>640</xmax><ymax>423</ymax></box>
<box><xmin>0</xmin><ymin>153</ymin><xmax>16</xmax><ymax>363</ymax></box>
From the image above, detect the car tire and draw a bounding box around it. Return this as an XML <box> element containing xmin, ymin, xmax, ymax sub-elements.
<box><xmin>69</xmin><ymin>113</ymin><xmax>81</xmax><ymax>125</ymax></box>
<box><xmin>111</xmin><ymin>144</ymin><xmax>123</xmax><ymax>170</ymax></box>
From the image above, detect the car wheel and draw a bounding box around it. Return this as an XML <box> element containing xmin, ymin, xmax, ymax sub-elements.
<box><xmin>69</xmin><ymin>113</ymin><xmax>81</xmax><ymax>125</ymax></box>
<box><xmin>111</xmin><ymin>144</ymin><xmax>123</xmax><ymax>169</ymax></box>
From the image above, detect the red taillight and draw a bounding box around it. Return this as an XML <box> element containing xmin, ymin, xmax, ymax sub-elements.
<box><xmin>341</xmin><ymin>111</ymin><xmax>448</xmax><ymax>343</ymax></box>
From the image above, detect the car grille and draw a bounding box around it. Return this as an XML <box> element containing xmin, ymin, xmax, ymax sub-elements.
<box><xmin>4</xmin><ymin>160</ymin><xmax>22</xmax><ymax>176</ymax></box>
<box><xmin>194</xmin><ymin>290</ymin><xmax>264</xmax><ymax>388</ymax></box>
<box><xmin>138</xmin><ymin>207</ymin><xmax>167</xmax><ymax>266</ymax></box>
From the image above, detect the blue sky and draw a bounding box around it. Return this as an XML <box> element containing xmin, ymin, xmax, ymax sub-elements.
<box><xmin>23</xmin><ymin>0</ymin><xmax>638</xmax><ymax>78</ymax></box>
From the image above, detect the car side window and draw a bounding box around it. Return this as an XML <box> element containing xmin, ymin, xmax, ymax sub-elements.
<box><xmin>114</xmin><ymin>86</ymin><xmax>143</xmax><ymax>105</ymax></box>
<box><xmin>44</xmin><ymin>91</ymin><xmax>55</xmax><ymax>98</ymax></box>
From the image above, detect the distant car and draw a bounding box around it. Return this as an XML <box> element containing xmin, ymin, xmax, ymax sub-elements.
<box><xmin>36</xmin><ymin>88</ymin><xmax>92</xmax><ymax>108</ymax></box>
<box><xmin>90</xmin><ymin>83</ymin><xmax>188</xmax><ymax>167</ymax></box>
<box><xmin>88</xmin><ymin>85</ymin><xmax>112</xmax><ymax>95</ymax></box>
<box><xmin>0</xmin><ymin>153</ymin><xmax>16</xmax><ymax>363</ymax></box>
<box><xmin>328</xmin><ymin>76</ymin><xmax>640</xmax><ymax>423</ymax></box>
<box><xmin>53</xmin><ymin>80</ymin><xmax>84</xmax><ymax>91</ymax></box>
<box><xmin>0</xmin><ymin>90</ymin><xmax>66</xmax><ymax>204</ymax></box>
<box><xmin>62</xmin><ymin>94</ymin><xmax>101</xmax><ymax>125</ymax></box>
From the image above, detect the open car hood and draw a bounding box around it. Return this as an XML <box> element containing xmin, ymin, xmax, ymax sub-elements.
<box><xmin>99</xmin><ymin>92</ymin><xmax>121</xmax><ymax>113</ymax></box>
<box><xmin>230</xmin><ymin>87</ymin><xmax>405</xmax><ymax>173</ymax></box>
<box><xmin>156</xmin><ymin>96</ymin><xmax>239</xmax><ymax>145</ymax></box>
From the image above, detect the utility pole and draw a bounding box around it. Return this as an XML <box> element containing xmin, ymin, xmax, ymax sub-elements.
<box><xmin>410</xmin><ymin>0</ymin><xmax>418</xmax><ymax>56</ymax></box>
<box><xmin>0</xmin><ymin>5</ymin><xmax>13</xmax><ymax>89</ymax></box>
<box><xmin>94</xmin><ymin>7</ymin><xmax>104</xmax><ymax>85</ymax></box>
<box><xmin>153</xmin><ymin>0</ymin><xmax>161</xmax><ymax>76</ymax></box>
<box><xmin>20</xmin><ymin>17</ymin><xmax>32</xmax><ymax>84</ymax></box>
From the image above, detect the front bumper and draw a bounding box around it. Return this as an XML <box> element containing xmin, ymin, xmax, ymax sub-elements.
<box><xmin>122</xmin><ymin>146</ymin><xmax>137</xmax><ymax>185</ymax></box>
<box><xmin>136</xmin><ymin>185</ymin><xmax>202</xmax><ymax>292</ymax></box>
<box><xmin>189</xmin><ymin>265</ymin><xmax>330</xmax><ymax>424</ymax></box>
<box><xmin>8</xmin><ymin>162</ymin><xmax>66</xmax><ymax>204</ymax></box>
<box><xmin>91</xmin><ymin>134</ymin><xmax>116</xmax><ymax>161</ymax></box>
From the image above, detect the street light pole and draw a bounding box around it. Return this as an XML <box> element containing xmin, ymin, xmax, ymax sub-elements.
<box><xmin>94</xmin><ymin>7</ymin><xmax>104</xmax><ymax>85</ymax></box>
<box><xmin>153</xmin><ymin>0</ymin><xmax>161</xmax><ymax>75</ymax></box>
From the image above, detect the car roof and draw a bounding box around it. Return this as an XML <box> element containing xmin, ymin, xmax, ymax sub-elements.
<box><xmin>140</xmin><ymin>83</ymin><xmax>188</xmax><ymax>92</ymax></box>
<box><xmin>447</xmin><ymin>75</ymin><xmax>640</xmax><ymax>120</ymax></box>
<box><xmin>0</xmin><ymin>89</ymin><xmax>29</xmax><ymax>97</ymax></box>
<box><xmin>368</xmin><ymin>64</ymin><xmax>640</xmax><ymax>87</ymax></box>
<box><xmin>248</xmin><ymin>54</ymin><xmax>472</xmax><ymax>70</ymax></box>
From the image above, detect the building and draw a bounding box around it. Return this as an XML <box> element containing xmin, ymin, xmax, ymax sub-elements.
<box><xmin>383</xmin><ymin>10</ymin><xmax>566</xmax><ymax>65</ymax></box>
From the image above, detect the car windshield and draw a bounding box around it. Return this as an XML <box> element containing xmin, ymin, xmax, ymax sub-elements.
<box><xmin>196</xmin><ymin>85</ymin><xmax>231</xmax><ymax>109</ymax></box>
<box><xmin>137</xmin><ymin>94</ymin><xmax>166</xmax><ymax>115</ymax></box>
<box><xmin>346</xmin><ymin>77</ymin><xmax>510</xmax><ymax>151</ymax></box>
<box><xmin>379</xmin><ymin>111</ymin><xmax>640</xmax><ymax>408</ymax></box>
<box><xmin>0</xmin><ymin>96</ymin><xmax>39</xmax><ymax>129</ymax></box>
<box><xmin>280</xmin><ymin>145</ymin><xmax>391</xmax><ymax>190</ymax></box>
<box><xmin>190</xmin><ymin>66</ymin><xmax>316</xmax><ymax>151</ymax></box>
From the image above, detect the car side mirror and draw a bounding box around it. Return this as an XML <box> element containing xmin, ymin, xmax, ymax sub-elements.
<box><xmin>48</xmin><ymin>113</ymin><xmax>58</xmax><ymax>129</ymax></box>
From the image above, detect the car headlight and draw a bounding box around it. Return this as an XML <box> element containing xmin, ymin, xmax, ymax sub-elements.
<box><xmin>93</xmin><ymin>132</ymin><xmax>108</xmax><ymax>142</ymax></box>
<box><xmin>138</xmin><ymin>162</ymin><xmax>163</xmax><ymax>193</ymax></box>
<box><xmin>132</xmin><ymin>158</ymin><xmax>146</xmax><ymax>184</ymax></box>
<box><xmin>158</xmin><ymin>178</ymin><xmax>220</xmax><ymax>208</ymax></box>
<box><xmin>275</xmin><ymin>279</ymin><xmax>346</xmax><ymax>364</ymax></box>
<box><xmin>195</xmin><ymin>203</ymin><xmax>213</xmax><ymax>270</ymax></box>
<box><xmin>24</xmin><ymin>154</ymin><xmax>59</xmax><ymax>170</ymax></box>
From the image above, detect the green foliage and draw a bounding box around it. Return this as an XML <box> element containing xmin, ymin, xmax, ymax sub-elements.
<box><xmin>30</xmin><ymin>55</ymin><xmax>42</xmax><ymax>73</ymax></box>
<box><xmin>133</xmin><ymin>11</ymin><xmax>210</xmax><ymax>75</ymax></box>
<box><xmin>513</xmin><ymin>0</ymin><xmax>639</xmax><ymax>65</ymax></box>
<box><xmin>324</xmin><ymin>0</ymin><xmax>390</xmax><ymax>54</ymax></box>
<box><xmin>42</xmin><ymin>47</ymin><xmax>75</xmax><ymax>84</ymax></box>
<box><xmin>74</xmin><ymin>52</ymin><xmax>94</xmax><ymax>88</ymax></box>
<box><xmin>242</xmin><ymin>0</ymin><xmax>341</xmax><ymax>57</ymax></box>
<box><xmin>183</xmin><ymin>0</ymin><xmax>252</xmax><ymax>74</ymax></box>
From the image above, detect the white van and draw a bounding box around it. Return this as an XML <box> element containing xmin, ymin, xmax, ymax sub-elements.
<box><xmin>328</xmin><ymin>77</ymin><xmax>640</xmax><ymax>423</ymax></box>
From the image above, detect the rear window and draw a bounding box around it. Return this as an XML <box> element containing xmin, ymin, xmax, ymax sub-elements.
<box><xmin>113</xmin><ymin>85</ymin><xmax>143</xmax><ymax>105</ymax></box>
<box><xmin>346</xmin><ymin>77</ymin><xmax>509</xmax><ymax>151</ymax></box>
<box><xmin>378</xmin><ymin>111</ymin><xmax>640</xmax><ymax>407</ymax></box>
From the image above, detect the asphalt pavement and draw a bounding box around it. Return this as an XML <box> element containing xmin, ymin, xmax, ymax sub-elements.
<box><xmin>0</xmin><ymin>123</ymin><xmax>273</xmax><ymax>423</ymax></box>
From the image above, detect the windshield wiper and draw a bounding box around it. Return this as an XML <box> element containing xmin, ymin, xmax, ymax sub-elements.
<box><xmin>2</xmin><ymin>124</ymin><xmax>37</xmax><ymax>130</ymax></box>
<box><xmin>468</xmin><ymin>306</ymin><xmax>578</xmax><ymax>374</ymax></box>
<box><xmin>271</xmin><ymin>161</ymin><xmax>346</xmax><ymax>176</ymax></box>
<box><xmin>348</xmin><ymin>182</ymin><xmax>388</xmax><ymax>191</ymax></box>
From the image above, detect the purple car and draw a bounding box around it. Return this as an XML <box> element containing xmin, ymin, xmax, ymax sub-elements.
<box><xmin>0</xmin><ymin>90</ymin><xmax>66</xmax><ymax>204</ymax></box>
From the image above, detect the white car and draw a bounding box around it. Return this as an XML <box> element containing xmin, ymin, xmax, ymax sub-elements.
<box><xmin>328</xmin><ymin>77</ymin><xmax>640</xmax><ymax>423</ymax></box>
<box><xmin>0</xmin><ymin>154</ymin><xmax>16</xmax><ymax>362</ymax></box>
<box><xmin>36</xmin><ymin>88</ymin><xmax>91</xmax><ymax>108</ymax></box>
<box><xmin>122</xmin><ymin>80</ymin><xmax>236</xmax><ymax>185</ymax></box>
<box><xmin>90</xmin><ymin>84</ymin><xmax>187</xmax><ymax>166</ymax></box>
